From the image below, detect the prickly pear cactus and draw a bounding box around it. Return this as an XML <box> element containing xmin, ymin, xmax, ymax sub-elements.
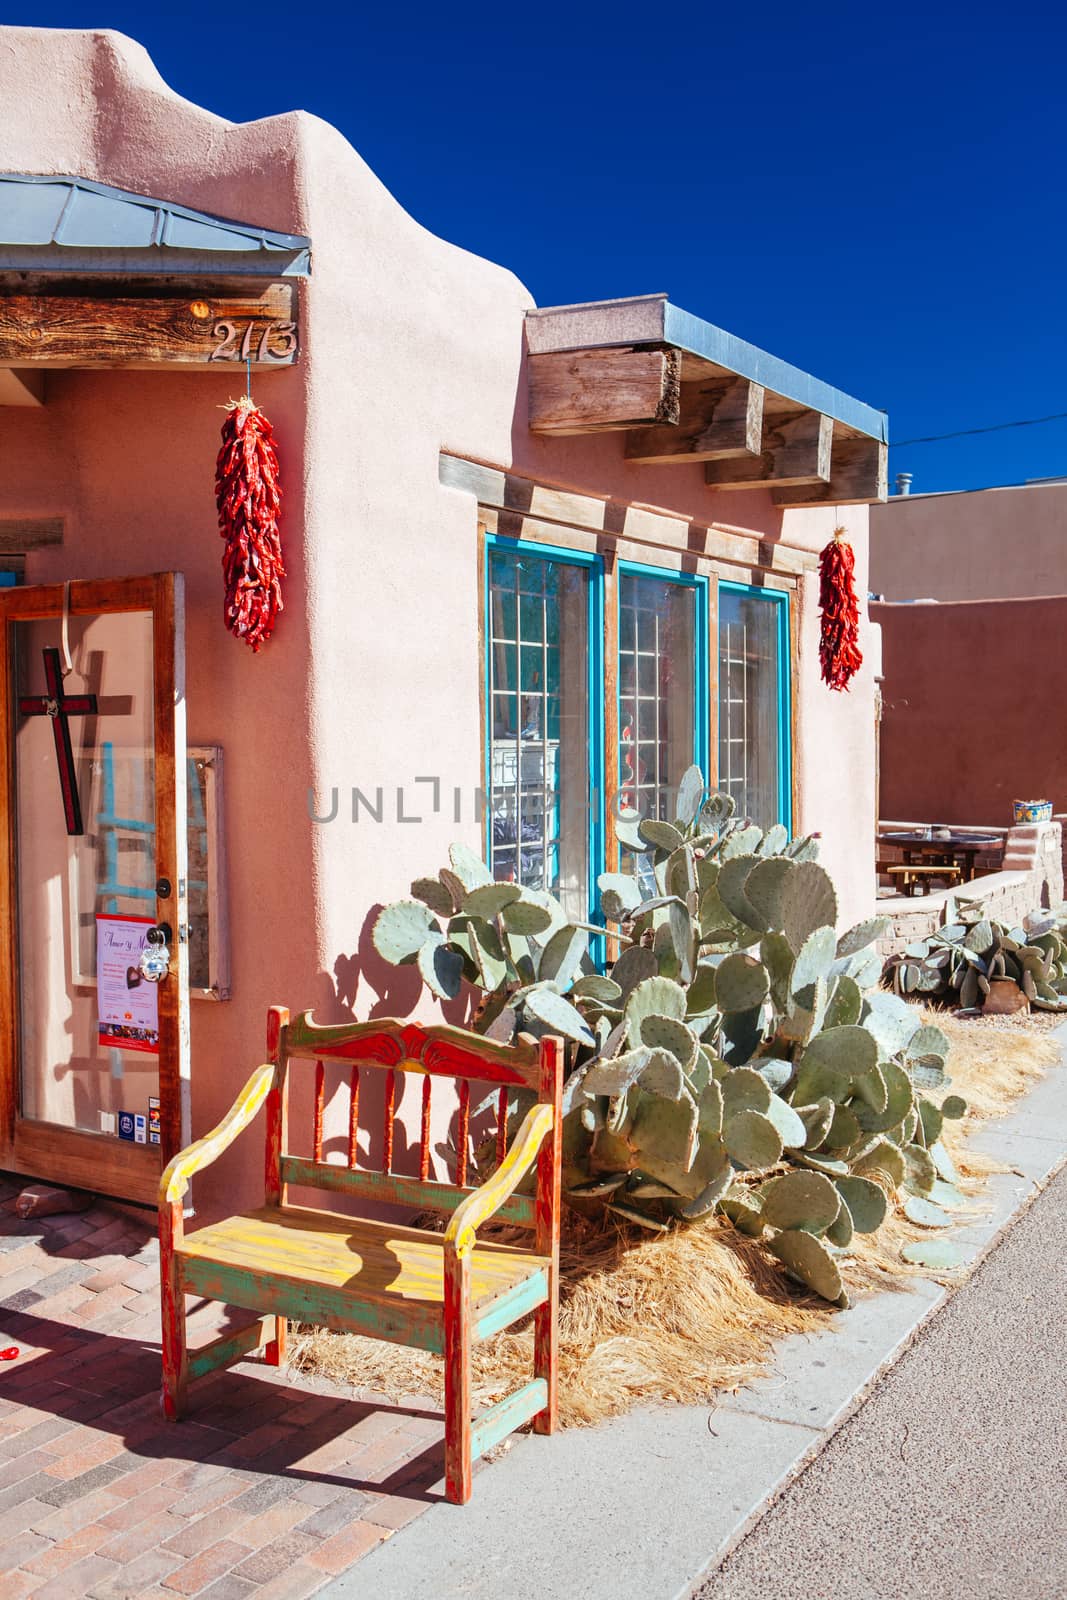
<box><xmin>368</xmin><ymin>768</ymin><xmax>969</xmax><ymax>1304</ymax></box>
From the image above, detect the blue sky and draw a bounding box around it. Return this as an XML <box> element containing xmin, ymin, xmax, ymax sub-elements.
<box><xmin>14</xmin><ymin>2</ymin><xmax>1066</xmax><ymax>493</ymax></box>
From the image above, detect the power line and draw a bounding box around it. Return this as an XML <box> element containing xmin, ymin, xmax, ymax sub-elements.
<box><xmin>892</xmin><ymin>410</ymin><xmax>1067</xmax><ymax>448</ymax></box>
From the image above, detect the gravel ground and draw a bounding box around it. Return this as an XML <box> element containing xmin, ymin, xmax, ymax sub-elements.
<box><xmin>694</xmin><ymin>1159</ymin><xmax>1067</xmax><ymax>1600</ymax></box>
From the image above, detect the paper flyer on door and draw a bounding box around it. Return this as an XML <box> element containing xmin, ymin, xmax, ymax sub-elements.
<box><xmin>96</xmin><ymin>913</ymin><xmax>160</xmax><ymax>1054</ymax></box>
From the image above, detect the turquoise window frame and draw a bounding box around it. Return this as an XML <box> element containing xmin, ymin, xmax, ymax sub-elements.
<box><xmin>716</xmin><ymin>580</ymin><xmax>793</xmax><ymax>832</ymax></box>
<box><xmin>616</xmin><ymin>561</ymin><xmax>710</xmax><ymax>811</ymax></box>
<box><xmin>0</xmin><ymin>572</ymin><xmax>18</xmax><ymax>588</ymax></box>
<box><xmin>483</xmin><ymin>534</ymin><xmax>605</xmax><ymax>923</ymax></box>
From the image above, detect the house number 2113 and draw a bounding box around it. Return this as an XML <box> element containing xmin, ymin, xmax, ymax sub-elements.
<box><xmin>210</xmin><ymin>319</ymin><xmax>299</xmax><ymax>363</ymax></box>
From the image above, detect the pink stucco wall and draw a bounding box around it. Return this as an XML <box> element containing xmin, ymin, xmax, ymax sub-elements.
<box><xmin>870</xmin><ymin>481</ymin><xmax>1067</xmax><ymax>602</ymax></box>
<box><xmin>0</xmin><ymin>27</ymin><xmax>878</xmax><ymax>1211</ymax></box>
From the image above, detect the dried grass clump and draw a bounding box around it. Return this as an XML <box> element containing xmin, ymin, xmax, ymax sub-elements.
<box><xmin>289</xmin><ymin>1013</ymin><xmax>1060</xmax><ymax>1427</ymax></box>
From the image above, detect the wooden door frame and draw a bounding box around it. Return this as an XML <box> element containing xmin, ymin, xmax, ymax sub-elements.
<box><xmin>0</xmin><ymin>572</ymin><xmax>188</xmax><ymax>1206</ymax></box>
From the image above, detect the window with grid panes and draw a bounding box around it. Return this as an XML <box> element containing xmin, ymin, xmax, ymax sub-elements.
<box><xmin>618</xmin><ymin>571</ymin><xmax>702</xmax><ymax>889</ymax></box>
<box><xmin>717</xmin><ymin>585</ymin><xmax>788</xmax><ymax>829</ymax></box>
<box><xmin>486</xmin><ymin>546</ymin><xmax>592</xmax><ymax>922</ymax></box>
<box><xmin>484</xmin><ymin>540</ymin><xmax>790</xmax><ymax>925</ymax></box>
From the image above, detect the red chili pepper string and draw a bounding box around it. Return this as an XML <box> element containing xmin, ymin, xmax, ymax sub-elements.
<box><xmin>818</xmin><ymin>529</ymin><xmax>863</xmax><ymax>691</ymax></box>
<box><xmin>215</xmin><ymin>396</ymin><xmax>285</xmax><ymax>652</ymax></box>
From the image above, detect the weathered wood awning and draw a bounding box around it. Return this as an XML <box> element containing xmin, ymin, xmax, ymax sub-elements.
<box><xmin>0</xmin><ymin>175</ymin><xmax>310</xmax><ymax>398</ymax></box>
<box><xmin>526</xmin><ymin>294</ymin><xmax>888</xmax><ymax>507</ymax></box>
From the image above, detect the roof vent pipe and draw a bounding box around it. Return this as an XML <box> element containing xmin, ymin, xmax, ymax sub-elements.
<box><xmin>895</xmin><ymin>472</ymin><xmax>913</xmax><ymax>496</ymax></box>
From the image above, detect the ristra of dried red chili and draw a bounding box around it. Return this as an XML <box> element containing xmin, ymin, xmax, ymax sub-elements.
<box><xmin>818</xmin><ymin>527</ymin><xmax>863</xmax><ymax>691</ymax></box>
<box><xmin>215</xmin><ymin>396</ymin><xmax>285</xmax><ymax>652</ymax></box>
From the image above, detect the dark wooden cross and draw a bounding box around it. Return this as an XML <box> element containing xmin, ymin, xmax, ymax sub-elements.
<box><xmin>18</xmin><ymin>646</ymin><xmax>97</xmax><ymax>836</ymax></box>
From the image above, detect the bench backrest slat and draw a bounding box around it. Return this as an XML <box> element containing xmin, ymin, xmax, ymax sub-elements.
<box><xmin>265</xmin><ymin>1008</ymin><xmax>562</xmax><ymax>1234</ymax></box>
<box><xmin>279</xmin><ymin>1154</ymin><xmax>538</xmax><ymax>1228</ymax></box>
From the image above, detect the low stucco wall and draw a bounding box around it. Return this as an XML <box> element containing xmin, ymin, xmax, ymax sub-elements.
<box><xmin>874</xmin><ymin>596</ymin><xmax>1067</xmax><ymax>828</ymax></box>
<box><xmin>870</xmin><ymin>481</ymin><xmax>1067</xmax><ymax>602</ymax></box>
<box><xmin>1</xmin><ymin>27</ymin><xmax>879</xmax><ymax>1210</ymax></box>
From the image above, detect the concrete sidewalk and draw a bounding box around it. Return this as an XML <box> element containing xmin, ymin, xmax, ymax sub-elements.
<box><xmin>695</xmin><ymin>1159</ymin><xmax>1067</xmax><ymax>1600</ymax></box>
<box><xmin>323</xmin><ymin>1026</ymin><xmax>1067</xmax><ymax>1600</ymax></box>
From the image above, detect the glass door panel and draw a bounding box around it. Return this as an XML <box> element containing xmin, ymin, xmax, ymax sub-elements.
<box><xmin>15</xmin><ymin>610</ymin><xmax>157</xmax><ymax>1132</ymax></box>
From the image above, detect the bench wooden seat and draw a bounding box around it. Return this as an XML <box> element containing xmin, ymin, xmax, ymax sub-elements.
<box><xmin>159</xmin><ymin>1007</ymin><xmax>564</xmax><ymax>1504</ymax></box>
<box><xmin>179</xmin><ymin>1202</ymin><xmax>551</xmax><ymax>1348</ymax></box>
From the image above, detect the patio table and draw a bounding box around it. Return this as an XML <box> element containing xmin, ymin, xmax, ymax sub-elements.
<box><xmin>878</xmin><ymin>830</ymin><xmax>1001</xmax><ymax>884</ymax></box>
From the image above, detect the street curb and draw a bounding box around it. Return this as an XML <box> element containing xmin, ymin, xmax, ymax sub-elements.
<box><xmin>320</xmin><ymin>1026</ymin><xmax>1067</xmax><ymax>1600</ymax></box>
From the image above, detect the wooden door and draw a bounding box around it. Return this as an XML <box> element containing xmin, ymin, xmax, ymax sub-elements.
<box><xmin>0</xmin><ymin>574</ymin><xmax>188</xmax><ymax>1205</ymax></box>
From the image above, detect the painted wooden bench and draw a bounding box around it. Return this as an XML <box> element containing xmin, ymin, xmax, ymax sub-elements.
<box><xmin>159</xmin><ymin>1006</ymin><xmax>564</xmax><ymax>1503</ymax></box>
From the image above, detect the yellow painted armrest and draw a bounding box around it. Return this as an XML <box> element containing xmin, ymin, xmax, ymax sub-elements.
<box><xmin>445</xmin><ymin>1102</ymin><xmax>554</xmax><ymax>1259</ymax></box>
<box><xmin>160</xmin><ymin>1061</ymin><xmax>275</xmax><ymax>1205</ymax></box>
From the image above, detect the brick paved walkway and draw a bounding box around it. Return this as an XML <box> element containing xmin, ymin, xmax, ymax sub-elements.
<box><xmin>0</xmin><ymin>1173</ymin><xmax>454</xmax><ymax>1599</ymax></box>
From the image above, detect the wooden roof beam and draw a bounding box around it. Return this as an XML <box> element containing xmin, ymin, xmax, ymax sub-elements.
<box><xmin>704</xmin><ymin>410</ymin><xmax>833</xmax><ymax>491</ymax></box>
<box><xmin>624</xmin><ymin>376</ymin><xmax>763</xmax><ymax>464</ymax></box>
<box><xmin>772</xmin><ymin>438</ymin><xmax>888</xmax><ymax>507</ymax></box>
<box><xmin>528</xmin><ymin>347</ymin><xmax>681</xmax><ymax>435</ymax></box>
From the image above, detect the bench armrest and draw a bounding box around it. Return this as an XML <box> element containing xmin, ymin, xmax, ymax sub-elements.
<box><xmin>159</xmin><ymin>1062</ymin><xmax>276</xmax><ymax>1206</ymax></box>
<box><xmin>445</xmin><ymin>1102</ymin><xmax>554</xmax><ymax>1259</ymax></box>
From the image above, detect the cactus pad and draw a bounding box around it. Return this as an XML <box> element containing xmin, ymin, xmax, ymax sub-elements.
<box><xmin>835</xmin><ymin>916</ymin><xmax>891</xmax><ymax>958</ymax></box>
<box><xmin>500</xmin><ymin>897</ymin><xmax>554</xmax><ymax>935</ymax></box>
<box><xmin>715</xmin><ymin>952</ymin><xmax>770</xmax><ymax>1013</ymax></box>
<box><xmin>852</xmin><ymin>1137</ymin><xmax>906</xmax><ymax>1188</ymax></box>
<box><xmin>462</xmin><ymin>882</ymin><xmax>522</xmax><ymax>919</ymax></box>
<box><xmin>417</xmin><ymin>933</ymin><xmax>464</xmax><ymax>1001</ymax></box>
<box><xmin>745</xmin><ymin>856</ymin><xmax>797</xmax><ymax>931</ymax></box>
<box><xmin>791</xmin><ymin>925</ymin><xmax>837</xmax><ymax>999</ymax></box>
<box><xmin>523</xmin><ymin>986</ymin><xmax>595</xmax><ymax>1046</ymax></box>
<box><xmin>834</xmin><ymin>1175</ymin><xmax>887</xmax><ymax>1233</ymax></box>
<box><xmin>780</xmin><ymin>861</ymin><xmax>838</xmax><ymax>953</ymax></box>
<box><xmin>372</xmin><ymin>900</ymin><xmax>439</xmax><ymax>965</ymax></box>
<box><xmin>767</xmin><ymin>1100</ymin><xmax>809</xmax><ymax>1152</ymax></box>
<box><xmin>639</xmin><ymin>819</ymin><xmax>685</xmax><ymax>852</ymax></box>
<box><xmin>410</xmin><ymin>876</ymin><xmax>457</xmax><ymax>917</ymax></box>
<box><xmin>824</xmin><ymin>974</ymin><xmax>863</xmax><ymax>1029</ymax></box>
<box><xmin>583</xmin><ymin>1050</ymin><xmax>649</xmax><ymax>1098</ymax></box>
<box><xmin>448</xmin><ymin>841</ymin><xmax>493</xmax><ymax>891</ymax></box>
<box><xmin>768</xmin><ymin>1229</ymin><xmax>848</xmax><ymax>1307</ymax></box>
<box><xmin>639</xmin><ymin>1048</ymin><xmax>688</xmax><ymax>1100</ymax></box>
<box><xmin>759</xmin><ymin>1169</ymin><xmax>842</xmax><ymax>1233</ymax></box>
<box><xmin>724</xmin><ymin>1109</ymin><xmax>784</xmax><ymax>1168</ymax></box>
<box><xmin>722</xmin><ymin>1067</ymin><xmax>773</xmax><ymax>1116</ymax></box>
<box><xmin>901</xmin><ymin>1238</ymin><xmax>964</xmax><ymax>1269</ymax></box>
<box><xmin>638</xmin><ymin>1013</ymin><xmax>699</xmax><ymax>1067</ymax></box>
<box><xmin>717</xmin><ymin>854</ymin><xmax>761</xmax><ymax>923</ymax></box>
<box><xmin>610</xmin><ymin>943</ymin><xmax>659</xmax><ymax>1000</ymax></box>
<box><xmin>902</xmin><ymin>1194</ymin><xmax>952</xmax><ymax>1228</ymax></box>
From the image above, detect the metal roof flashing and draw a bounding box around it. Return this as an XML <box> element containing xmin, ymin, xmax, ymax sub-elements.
<box><xmin>0</xmin><ymin>174</ymin><xmax>311</xmax><ymax>276</ymax></box>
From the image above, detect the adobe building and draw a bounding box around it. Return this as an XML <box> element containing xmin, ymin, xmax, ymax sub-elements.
<box><xmin>0</xmin><ymin>27</ymin><xmax>888</xmax><ymax>1212</ymax></box>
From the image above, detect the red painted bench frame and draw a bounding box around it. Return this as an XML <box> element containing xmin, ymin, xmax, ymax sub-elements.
<box><xmin>158</xmin><ymin>1006</ymin><xmax>563</xmax><ymax>1503</ymax></box>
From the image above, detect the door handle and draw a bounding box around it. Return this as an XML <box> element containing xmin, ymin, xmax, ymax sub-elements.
<box><xmin>138</xmin><ymin>924</ymin><xmax>172</xmax><ymax>984</ymax></box>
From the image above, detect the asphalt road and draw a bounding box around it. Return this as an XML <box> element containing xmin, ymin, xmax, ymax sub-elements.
<box><xmin>694</xmin><ymin>1160</ymin><xmax>1067</xmax><ymax>1600</ymax></box>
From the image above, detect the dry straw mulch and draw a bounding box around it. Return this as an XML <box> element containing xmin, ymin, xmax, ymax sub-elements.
<box><xmin>289</xmin><ymin>1013</ymin><xmax>1060</xmax><ymax>1427</ymax></box>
